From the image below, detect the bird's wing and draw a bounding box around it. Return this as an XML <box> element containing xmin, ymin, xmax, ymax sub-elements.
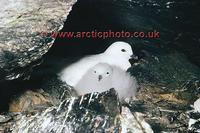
<box><xmin>59</xmin><ymin>54</ymin><xmax>102</xmax><ymax>86</ymax></box>
<box><xmin>102</xmin><ymin>57</ymin><xmax>131</xmax><ymax>71</ymax></box>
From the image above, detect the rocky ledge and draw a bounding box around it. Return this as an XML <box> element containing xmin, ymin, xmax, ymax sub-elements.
<box><xmin>0</xmin><ymin>0</ymin><xmax>76</xmax><ymax>80</ymax></box>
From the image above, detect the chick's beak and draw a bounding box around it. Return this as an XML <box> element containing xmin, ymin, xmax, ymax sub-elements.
<box><xmin>98</xmin><ymin>75</ymin><xmax>102</xmax><ymax>81</ymax></box>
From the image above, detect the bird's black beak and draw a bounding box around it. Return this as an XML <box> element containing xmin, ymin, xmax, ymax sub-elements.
<box><xmin>98</xmin><ymin>75</ymin><xmax>102</xmax><ymax>81</ymax></box>
<box><xmin>129</xmin><ymin>54</ymin><xmax>138</xmax><ymax>66</ymax></box>
<box><xmin>130</xmin><ymin>54</ymin><xmax>138</xmax><ymax>60</ymax></box>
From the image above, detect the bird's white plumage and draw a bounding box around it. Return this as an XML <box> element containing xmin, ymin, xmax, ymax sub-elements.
<box><xmin>75</xmin><ymin>63</ymin><xmax>113</xmax><ymax>95</ymax></box>
<box><xmin>111</xmin><ymin>65</ymin><xmax>138</xmax><ymax>100</ymax></box>
<box><xmin>75</xmin><ymin>63</ymin><xmax>138</xmax><ymax>101</ymax></box>
<box><xmin>59</xmin><ymin>41</ymin><xmax>133</xmax><ymax>87</ymax></box>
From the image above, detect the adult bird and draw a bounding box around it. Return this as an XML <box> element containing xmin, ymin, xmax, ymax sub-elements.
<box><xmin>59</xmin><ymin>41</ymin><xmax>135</xmax><ymax>87</ymax></box>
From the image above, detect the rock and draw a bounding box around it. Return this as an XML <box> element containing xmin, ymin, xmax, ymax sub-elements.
<box><xmin>128</xmin><ymin>84</ymin><xmax>192</xmax><ymax>132</ymax></box>
<box><xmin>120</xmin><ymin>107</ymin><xmax>153</xmax><ymax>133</ymax></box>
<box><xmin>40</xmin><ymin>75</ymin><xmax>78</xmax><ymax>105</ymax></box>
<box><xmin>0</xmin><ymin>114</ymin><xmax>12</xmax><ymax>124</ymax></box>
<box><xmin>9</xmin><ymin>90</ymin><xmax>53</xmax><ymax>113</ymax></box>
<box><xmin>188</xmin><ymin>120</ymin><xmax>200</xmax><ymax>133</ymax></box>
<box><xmin>194</xmin><ymin>98</ymin><xmax>200</xmax><ymax>113</ymax></box>
<box><xmin>7</xmin><ymin>88</ymin><xmax>156</xmax><ymax>133</ymax></box>
<box><xmin>11</xmin><ymin>89</ymin><xmax>122</xmax><ymax>133</ymax></box>
<box><xmin>0</xmin><ymin>0</ymin><xmax>77</xmax><ymax>80</ymax></box>
<box><xmin>2</xmin><ymin>82</ymin><xmax>200</xmax><ymax>132</ymax></box>
<box><xmin>129</xmin><ymin>53</ymin><xmax>200</xmax><ymax>88</ymax></box>
<box><xmin>0</xmin><ymin>113</ymin><xmax>16</xmax><ymax>132</ymax></box>
<box><xmin>187</xmin><ymin>99</ymin><xmax>200</xmax><ymax>132</ymax></box>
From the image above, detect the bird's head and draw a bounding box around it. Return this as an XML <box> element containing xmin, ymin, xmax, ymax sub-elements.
<box><xmin>91</xmin><ymin>63</ymin><xmax>113</xmax><ymax>82</ymax></box>
<box><xmin>104</xmin><ymin>41</ymin><xmax>135</xmax><ymax>60</ymax></box>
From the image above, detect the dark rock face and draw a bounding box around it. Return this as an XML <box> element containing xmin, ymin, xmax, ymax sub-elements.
<box><xmin>10</xmin><ymin>89</ymin><xmax>121</xmax><ymax>133</ymax></box>
<box><xmin>0</xmin><ymin>0</ymin><xmax>77</xmax><ymax>80</ymax></box>
<box><xmin>189</xmin><ymin>120</ymin><xmax>200</xmax><ymax>133</ymax></box>
<box><xmin>5</xmin><ymin>89</ymin><xmax>155</xmax><ymax>133</ymax></box>
<box><xmin>129</xmin><ymin>52</ymin><xmax>200</xmax><ymax>88</ymax></box>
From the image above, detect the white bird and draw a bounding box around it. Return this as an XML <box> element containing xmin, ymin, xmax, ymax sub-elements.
<box><xmin>75</xmin><ymin>63</ymin><xmax>138</xmax><ymax>101</ymax></box>
<box><xmin>75</xmin><ymin>63</ymin><xmax>113</xmax><ymax>95</ymax></box>
<box><xmin>59</xmin><ymin>41</ymin><xmax>134</xmax><ymax>87</ymax></box>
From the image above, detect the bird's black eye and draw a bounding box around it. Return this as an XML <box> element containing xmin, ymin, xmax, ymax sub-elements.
<box><xmin>94</xmin><ymin>71</ymin><xmax>96</xmax><ymax>73</ymax></box>
<box><xmin>121</xmin><ymin>49</ymin><xmax>126</xmax><ymax>52</ymax></box>
<box><xmin>106</xmin><ymin>72</ymin><xmax>109</xmax><ymax>74</ymax></box>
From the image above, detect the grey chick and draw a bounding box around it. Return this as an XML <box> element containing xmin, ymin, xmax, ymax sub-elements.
<box><xmin>75</xmin><ymin>63</ymin><xmax>113</xmax><ymax>95</ymax></box>
<box><xmin>75</xmin><ymin>63</ymin><xmax>138</xmax><ymax>101</ymax></box>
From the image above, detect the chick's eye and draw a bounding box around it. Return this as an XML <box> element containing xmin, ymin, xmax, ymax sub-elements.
<box><xmin>94</xmin><ymin>71</ymin><xmax>96</xmax><ymax>73</ymax></box>
<box><xmin>121</xmin><ymin>49</ymin><xmax>126</xmax><ymax>52</ymax></box>
<box><xmin>106</xmin><ymin>72</ymin><xmax>109</xmax><ymax>74</ymax></box>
